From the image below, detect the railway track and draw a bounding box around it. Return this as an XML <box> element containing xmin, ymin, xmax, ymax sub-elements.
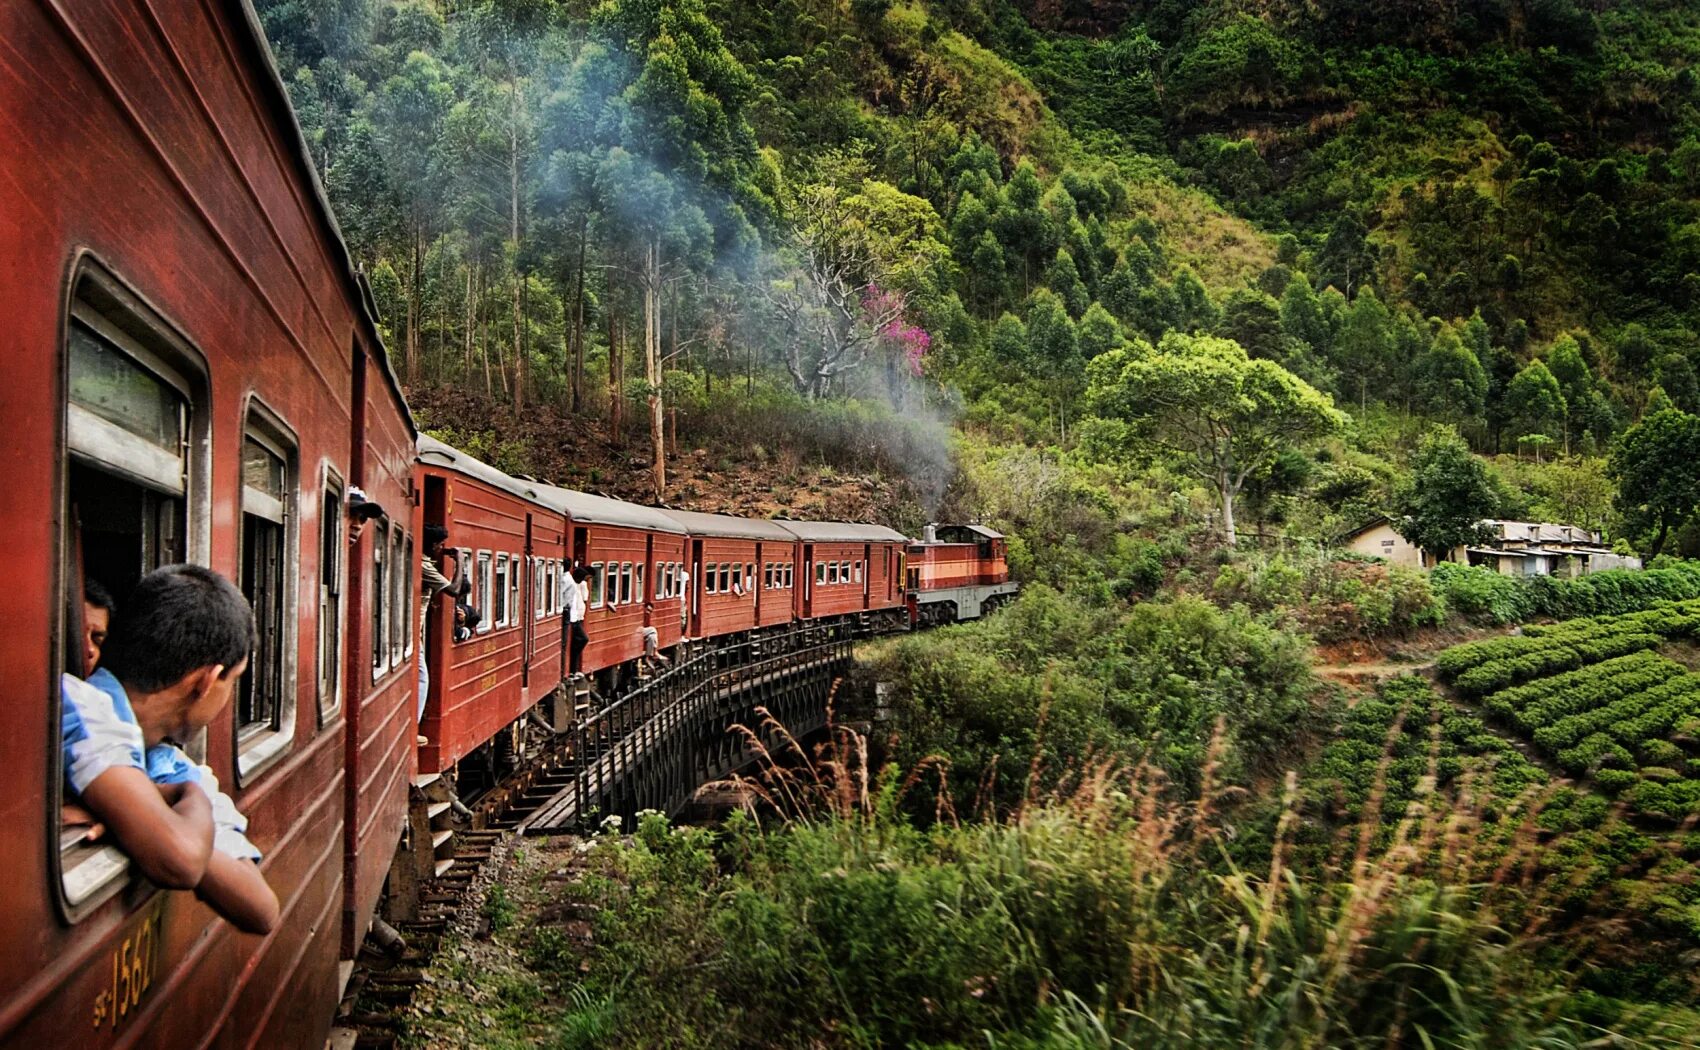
<box><xmin>331</xmin><ymin>731</ymin><xmax>589</xmax><ymax>1050</ymax></box>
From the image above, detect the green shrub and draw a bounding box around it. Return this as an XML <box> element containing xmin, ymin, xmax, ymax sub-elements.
<box><xmin>1433</xmin><ymin>562</ymin><xmax>1700</xmax><ymax>626</ymax></box>
<box><xmin>1594</xmin><ymin>768</ymin><xmax>1639</xmax><ymax>794</ymax></box>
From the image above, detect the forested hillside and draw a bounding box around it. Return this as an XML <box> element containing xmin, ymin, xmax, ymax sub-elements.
<box><xmin>264</xmin><ymin>4</ymin><xmax>1700</xmax><ymax>1043</ymax></box>
<box><xmin>259</xmin><ymin>0</ymin><xmax>1700</xmax><ymax>556</ymax></box>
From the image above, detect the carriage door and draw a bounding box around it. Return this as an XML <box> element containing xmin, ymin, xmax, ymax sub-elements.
<box><xmin>522</xmin><ymin>514</ymin><xmax>534</xmax><ymax>686</ymax></box>
<box><xmin>802</xmin><ymin>544</ymin><xmax>814</xmax><ymax>618</ymax></box>
<box><xmin>644</xmin><ymin>533</ymin><xmax>655</xmax><ymax>627</ymax></box>
<box><xmin>690</xmin><ymin>539</ymin><xmax>704</xmax><ymax>637</ymax></box>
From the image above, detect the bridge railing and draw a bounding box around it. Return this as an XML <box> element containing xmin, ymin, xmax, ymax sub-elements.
<box><xmin>531</xmin><ymin>620</ymin><xmax>857</xmax><ymax>831</ymax></box>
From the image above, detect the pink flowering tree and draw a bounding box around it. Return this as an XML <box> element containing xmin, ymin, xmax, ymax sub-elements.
<box><xmin>865</xmin><ymin>285</ymin><xmax>932</xmax><ymax>377</ymax></box>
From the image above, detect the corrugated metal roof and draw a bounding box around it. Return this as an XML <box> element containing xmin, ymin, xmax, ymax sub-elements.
<box><xmin>772</xmin><ymin>520</ymin><xmax>910</xmax><ymax>544</ymax></box>
<box><xmin>661</xmin><ymin>509</ymin><xmax>797</xmax><ymax>541</ymax></box>
<box><xmin>935</xmin><ymin>523</ymin><xmax>1003</xmax><ymax>541</ymax></box>
<box><xmin>416</xmin><ymin>435</ymin><xmax>546</xmax><ymax>505</ymax></box>
<box><xmin>531</xmin><ymin>483</ymin><xmax>688</xmax><ymax>534</ymax></box>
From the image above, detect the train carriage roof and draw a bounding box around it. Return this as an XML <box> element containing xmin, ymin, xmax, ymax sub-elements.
<box><xmin>532</xmin><ymin>484</ymin><xmax>688</xmax><ymax>534</ymax></box>
<box><xmin>772</xmin><ymin>520</ymin><xmax>910</xmax><ymax>544</ymax></box>
<box><xmin>416</xmin><ymin>435</ymin><xmax>551</xmax><ymax>506</ymax></box>
<box><xmin>662</xmin><ymin>509</ymin><xmax>798</xmax><ymax>542</ymax></box>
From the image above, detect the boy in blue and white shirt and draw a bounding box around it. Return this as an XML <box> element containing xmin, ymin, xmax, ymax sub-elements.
<box><xmin>60</xmin><ymin>566</ymin><xmax>278</xmax><ymax>934</ymax></box>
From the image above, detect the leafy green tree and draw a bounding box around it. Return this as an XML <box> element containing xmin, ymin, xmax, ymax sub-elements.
<box><xmin>1392</xmin><ymin>428</ymin><xmax>1498</xmax><ymax>562</ymax></box>
<box><xmin>1101</xmin><ymin>253</ymin><xmax>1146</xmax><ymax>322</ymax></box>
<box><xmin>1545</xmin><ymin>336</ymin><xmax>1594</xmax><ymax>452</ymax></box>
<box><xmin>1279</xmin><ymin>273</ymin><xmax>1329</xmax><ymax>357</ymax></box>
<box><xmin>988</xmin><ymin>312</ymin><xmax>1029</xmax><ymax>368</ymax></box>
<box><xmin>1048</xmin><ymin>249</ymin><xmax>1089</xmax><ymax>318</ymax></box>
<box><xmin>1086</xmin><ymin>332</ymin><xmax>1345</xmax><ymax>544</ymax></box>
<box><xmin>1333</xmin><ymin>287</ymin><xmax>1391</xmax><ymax>411</ymax></box>
<box><xmin>1506</xmin><ymin>360</ymin><xmax>1567</xmax><ymax>448</ymax></box>
<box><xmin>1076</xmin><ymin>302</ymin><xmax>1125</xmax><ymax>360</ymax></box>
<box><xmin>967</xmin><ymin>230</ymin><xmax>1007</xmax><ymax>312</ymax></box>
<box><xmin>1170</xmin><ymin>266</ymin><xmax>1219</xmax><ymax>333</ymax></box>
<box><xmin>996</xmin><ymin>160</ymin><xmax>1051</xmax><ymax>294</ymax></box>
<box><xmin>1413</xmin><ymin>329</ymin><xmax>1488</xmax><ymax>427</ymax></box>
<box><xmin>1217</xmin><ymin>288</ymin><xmax>1284</xmax><ymax>361</ymax></box>
<box><xmin>1654</xmin><ymin>354</ymin><xmax>1700</xmax><ymax>414</ymax></box>
<box><xmin>1314</xmin><ymin>213</ymin><xmax>1373</xmax><ymax>298</ymax></box>
<box><xmin>1610</xmin><ymin>409</ymin><xmax>1700</xmax><ymax>556</ymax></box>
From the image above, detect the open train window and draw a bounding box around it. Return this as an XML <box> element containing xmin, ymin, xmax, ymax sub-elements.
<box><xmin>388</xmin><ymin>527</ymin><xmax>406</xmax><ymax>666</ymax></box>
<box><xmin>589</xmin><ymin>562</ymin><xmax>604</xmax><ymax>607</ymax></box>
<box><xmin>317</xmin><ymin>476</ymin><xmax>344</xmax><ymax>724</ymax></box>
<box><xmin>372</xmin><ymin>521</ymin><xmax>389</xmax><ymax>677</ymax></box>
<box><xmin>509</xmin><ymin>557</ymin><xmax>522</xmax><ymax>624</ymax></box>
<box><xmin>619</xmin><ymin>562</ymin><xmax>633</xmax><ymax>605</ymax></box>
<box><xmin>854</xmin><ymin>561</ymin><xmax>863</xmax><ymax>584</ymax></box>
<box><xmin>493</xmin><ymin>554</ymin><xmax>510</xmax><ymax>627</ymax></box>
<box><xmin>57</xmin><ymin>275</ymin><xmax>210</xmax><ymax>918</ymax></box>
<box><xmin>235</xmin><ymin>409</ymin><xmax>297</xmax><ymax>782</ymax></box>
<box><xmin>475</xmin><ymin>551</ymin><xmax>493</xmax><ymax>632</ymax></box>
<box><xmin>404</xmin><ymin>532</ymin><xmax>415</xmax><ymax>658</ymax></box>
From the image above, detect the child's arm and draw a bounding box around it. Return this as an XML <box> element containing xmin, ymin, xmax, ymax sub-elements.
<box><xmin>78</xmin><ymin>769</ymin><xmax>213</xmax><ymax>888</ymax></box>
<box><xmin>195</xmin><ymin>851</ymin><xmax>279</xmax><ymax>935</ymax></box>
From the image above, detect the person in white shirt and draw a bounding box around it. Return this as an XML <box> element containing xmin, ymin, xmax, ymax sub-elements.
<box><xmin>566</xmin><ymin>563</ymin><xmax>589</xmax><ymax>677</ymax></box>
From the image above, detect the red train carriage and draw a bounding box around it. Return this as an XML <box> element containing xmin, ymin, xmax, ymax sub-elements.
<box><xmin>0</xmin><ymin>3</ymin><xmax>417</xmax><ymax>1047</ymax></box>
<box><xmin>538</xmin><ymin>485</ymin><xmax>689</xmax><ymax>679</ymax></box>
<box><xmin>775</xmin><ymin>522</ymin><xmax>909</xmax><ymax>625</ymax></box>
<box><xmin>907</xmin><ymin>524</ymin><xmax>1019</xmax><ymax>625</ymax></box>
<box><xmin>415</xmin><ymin>437</ymin><xmax>567</xmax><ymax>774</ymax></box>
<box><xmin>665</xmin><ymin>511</ymin><xmax>799</xmax><ymax>639</ymax></box>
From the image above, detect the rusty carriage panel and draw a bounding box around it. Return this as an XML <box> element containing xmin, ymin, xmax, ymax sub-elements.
<box><xmin>0</xmin><ymin>1</ymin><xmax>413</xmax><ymax>1046</ymax></box>
<box><xmin>414</xmin><ymin>437</ymin><xmax>564</xmax><ymax>773</ymax></box>
<box><xmin>664</xmin><ymin>510</ymin><xmax>799</xmax><ymax>640</ymax></box>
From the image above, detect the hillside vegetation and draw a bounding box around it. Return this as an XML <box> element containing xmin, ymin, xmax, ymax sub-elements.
<box><xmin>260</xmin><ymin>1</ymin><xmax>1700</xmax><ymax>1043</ymax></box>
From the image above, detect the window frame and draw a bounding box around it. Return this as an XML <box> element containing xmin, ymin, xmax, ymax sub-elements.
<box><xmin>508</xmin><ymin>554</ymin><xmax>522</xmax><ymax>626</ymax></box>
<box><xmin>493</xmin><ymin>553</ymin><xmax>510</xmax><ymax>627</ymax></box>
<box><xmin>476</xmin><ymin>550</ymin><xmax>494</xmax><ymax>634</ymax></box>
<box><xmin>54</xmin><ymin>265</ymin><xmax>213</xmax><ymax>922</ymax></box>
<box><xmin>235</xmin><ymin>399</ymin><xmax>300</xmax><ymax>785</ymax></box>
<box><xmin>589</xmin><ymin>561</ymin><xmax>605</xmax><ymax>607</ymax></box>
<box><xmin>317</xmin><ymin>470</ymin><xmax>345</xmax><ymax>725</ymax></box>
<box><xmin>387</xmin><ymin>525</ymin><xmax>406</xmax><ymax>669</ymax></box>
<box><xmin>372</xmin><ymin>520</ymin><xmax>390</xmax><ymax>678</ymax></box>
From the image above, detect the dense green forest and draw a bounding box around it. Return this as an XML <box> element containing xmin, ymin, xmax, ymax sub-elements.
<box><xmin>262</xmin><ymin>2</ymin><xmax>1700</xmax><ymax>1044</ymax></box>
<box><xmin>259</xmin><ymin>0</ymin><xmax>1700</xmax><ymax>554</ymax></box>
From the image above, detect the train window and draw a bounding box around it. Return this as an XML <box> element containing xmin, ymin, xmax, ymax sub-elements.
<box><xmin>588</xmin><ymin>562</ymin><xmax>604</xmax><ymax>607</ymax></box>
<box><xmin>509</xmin><ymin>556</ymin><xmax>522</xmax><ymax>624</ymax></box>
<box><xmin>854</xmin><ymin>561</ymin><xmax>863</xmax><ymax>584</ymax></box>
<box><xmin>635</xmin><ymin>565</ymin><xmax>644</xmax><ymax>606</ymax></box>
<box><xmin>705</xmin><ymin>566</ymin><xmax>716</xmax><ymax>595</ymax></box>
<box><xmin>476</xmin><ymin>551</ymin><xmax>493</xmax><ymax>633</ymax></box>
<box><xmin>493</xmin><ymin>554</ymin><xmax>510</xmax><ymax>627</ymax></box>
<box><xmin>620</xmin><ymin>562</ymin><xmax>634</xmax><ymax>605</ymax></box>
<box><xmin>58</xmin><ymin>281</ymin><xmax>207</xmax><ymax>916</ymax></box>
<box><xmin>731</xmin><ymin>564</ymin><xmax>742</xmax><ymax>595</ymax></box>
<box><xmin>816</xmin><ymin>562</ymin><xmax>826</xmax><ymax>585</ymax></box>
<box><xmin>746</xmin><ymin>563</ymin><xmax>755</xmax><ymax>594</ymax></box>
<box><xmin>237</xmin><ymin>414</ymin><xmax>297</xmax><ymax>782</ymax></box>
<box><xmin>318</xmin><ymin>478</ymin><xmax>344</xmax><ymax>724</ymax></box>
<box><xmin>404</xmin><ymin>530</ymin><xmax>414</xmax><ymax>652</ymax></box>
<box><xmin>387</xmin><ymin>528</ymin><xmax>404</xmax><ymax>666</ymax></box>
<box><xmin>372</xmin><ymin>522</ymin><xmax>389</xmax><ymax>677</ymax></box>
<box><xmin>656</xmin><ymin>564</ymin><xmax>666</xmax><ymax>600</ymax></box>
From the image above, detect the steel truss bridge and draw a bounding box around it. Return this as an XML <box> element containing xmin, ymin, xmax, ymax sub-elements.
<box><xmin>519</xmin><ymin>621</ymin><xmax>857</xmax><ymax>834</ymax></box>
